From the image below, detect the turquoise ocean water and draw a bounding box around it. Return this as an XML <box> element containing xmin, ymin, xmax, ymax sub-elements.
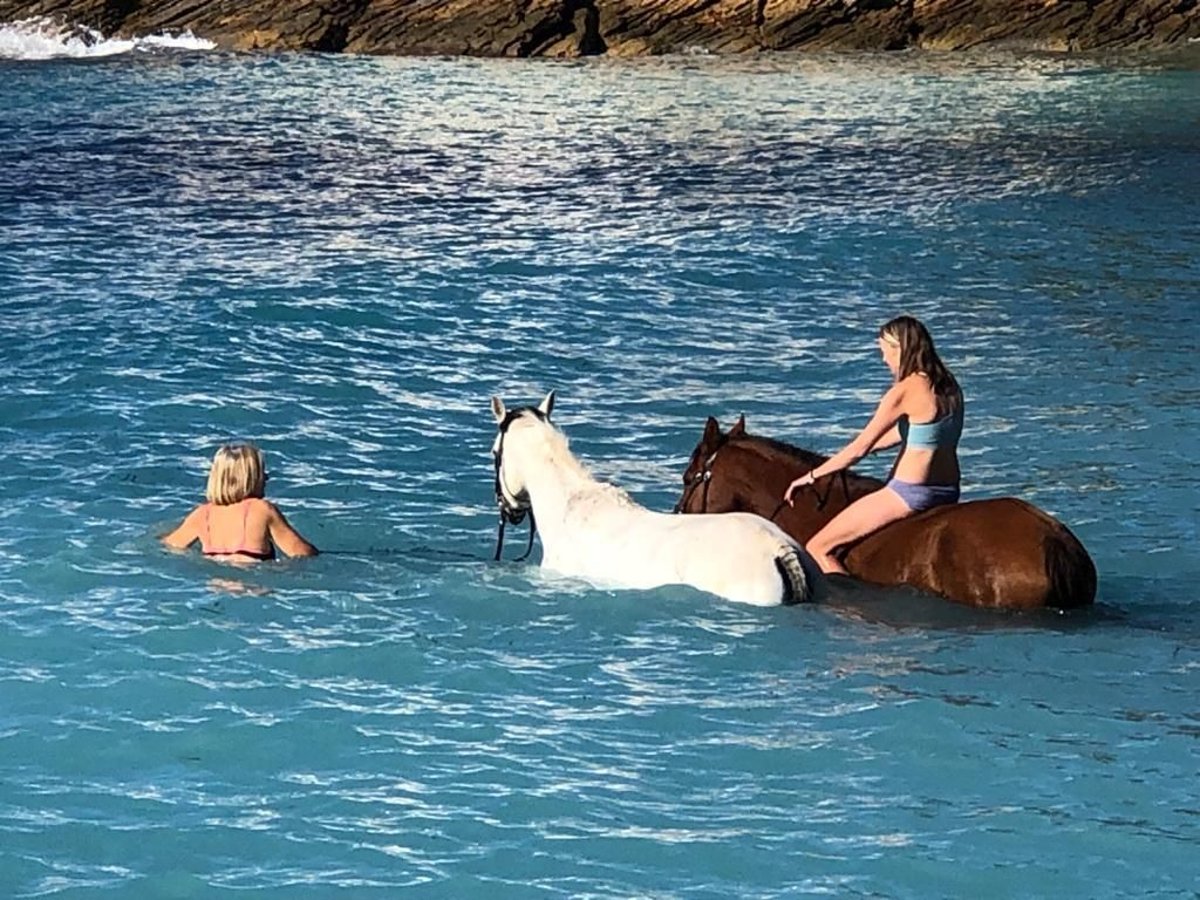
<box><xmin>1</xmin><ymin>27</ymin><xmax>1198</xmax><ymax>897</ymax></box>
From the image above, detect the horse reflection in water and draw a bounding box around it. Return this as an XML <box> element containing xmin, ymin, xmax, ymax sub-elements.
<box><xmin>676</xmin><ymin>416</ymin><xmax>1096</xmax><ymax>611</ymax></box>
<box><xmin>491</xmin><ymin>393</ymin><xmax>821</xmax><ymax>607</ymax></box>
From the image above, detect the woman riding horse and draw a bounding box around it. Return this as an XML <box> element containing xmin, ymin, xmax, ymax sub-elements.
<box><xmin>784</xmin><ymin>315</ymin><xmax>963</xmax><ymax>575</ymax></box>
<box><xmin>676</xmin><ymin>416</ymin><xmax>1096</xmax><ymax>610</ymax></box>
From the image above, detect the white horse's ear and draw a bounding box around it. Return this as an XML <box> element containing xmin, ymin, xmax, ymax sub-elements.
<box><xmin>491</xmin><ymin>396</ymin><xmax>507</xmax><ymax>424</ymax></box>
<box><xmin>537</xmin><ymin>390</ymin><xmax>556</xmax><ymax>419</ymax></box>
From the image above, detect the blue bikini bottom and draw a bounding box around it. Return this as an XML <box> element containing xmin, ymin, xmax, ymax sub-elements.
<box><xmin>886</xmin><ymin>478</ymin><xmax>960</xmax><ymax>513</ymax></box>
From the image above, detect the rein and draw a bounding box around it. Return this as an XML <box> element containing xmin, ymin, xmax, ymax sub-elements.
<box><xmin>764</xmin><ymin>471</ymin><xmax>849</xmax><ymax>522</ymax></box>
<box><xmin>492</xmin><ymin>407</ymin><xmax>543</xmax><ymax>563</ymax></box>
<box><xmin>677</xmin><ymin>441</ymin><xmax>851</xmax><ymax>521</ymax></box>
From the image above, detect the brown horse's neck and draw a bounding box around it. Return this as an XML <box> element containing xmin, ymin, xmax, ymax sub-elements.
<box><xmin>729</xmin><ymin>434</ymin><xmax>885</xmax><ymax>498</ymax></box>
<box><xmin>686</xmin><ymin>431</ymin><xmax>886</xmax><ymax>542</ymax></box>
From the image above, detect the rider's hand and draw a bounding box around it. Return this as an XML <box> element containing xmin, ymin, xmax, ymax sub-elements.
<box><xmin>784</xmin><ymin>471</ymin><xmax>816</xmax><ymax>506</ymax></box>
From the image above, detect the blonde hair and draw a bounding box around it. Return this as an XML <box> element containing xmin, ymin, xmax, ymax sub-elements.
<box><xmin>205</xmin><ymin>444</ymin><xmax>267</xmax><ymax>505</ymax></box>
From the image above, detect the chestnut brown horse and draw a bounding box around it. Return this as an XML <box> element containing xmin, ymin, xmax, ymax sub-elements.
<box><xmin>675</xmin><ymin>416</ymin><xmax>1096</xmax><ymax>611</ymax></box>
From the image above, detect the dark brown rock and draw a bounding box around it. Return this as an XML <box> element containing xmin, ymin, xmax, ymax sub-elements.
<box><xmin>0</xmin><ymin>0</ymin><xmax>1196</xmax><ymax>55</ymax></box>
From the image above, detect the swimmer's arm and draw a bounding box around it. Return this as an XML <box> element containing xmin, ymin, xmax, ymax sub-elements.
<box><xmin>267</xmin><ymin>504</ymin><xmax>319</xmax><ymax>557</ymax></box>
<box><xmin>161</xmin><ymin>507</ymin><xmax>202</xmax><ymax>550</ymax></box>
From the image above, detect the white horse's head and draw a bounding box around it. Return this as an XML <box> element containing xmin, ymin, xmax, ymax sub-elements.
<box><xmin>491</xmin><ymin>391</ymin><xmax>556</xmax><ymax>522</ymax></box>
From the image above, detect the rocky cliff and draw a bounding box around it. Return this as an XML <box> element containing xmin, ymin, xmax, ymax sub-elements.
<box><xmin>1</xmin><ymin>0</ymin><xmax>1196</xmax><ymax>56</ymax></box>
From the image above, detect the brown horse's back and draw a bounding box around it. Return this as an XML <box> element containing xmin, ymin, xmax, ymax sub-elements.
<box><xmin>844</xmin><ymin>497</ymin><xmax>1096</xmax><ymax>610</ymax></box>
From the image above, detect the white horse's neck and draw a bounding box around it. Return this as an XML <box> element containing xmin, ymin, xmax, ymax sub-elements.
<box><xmin>517</xmin><ymin>426</ymin><xmax>596</xmax><ymax>524</ymax></box>
<box><xmin>523</xmin><ymin>429</ymin><xmax>592</xmax><ymax>501</ymax></box>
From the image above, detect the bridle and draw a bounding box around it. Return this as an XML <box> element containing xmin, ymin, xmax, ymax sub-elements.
<box><xmin>492</xmin><ymin>407</ymin><xmax>543</xmax><ymax>562</ymax></box>
<box><xmin>675</xmin><ymin>441</ymin><xmax>850</xmax><ymax>521</ymax></box>
<box><xmin>673</xmin><ymin>447</ymin><xmax>719</xmax><ymax>514</ymax></box>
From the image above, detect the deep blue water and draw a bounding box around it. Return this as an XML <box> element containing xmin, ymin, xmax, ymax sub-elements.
<box><xmin>1</xmin><ymin>43</ymin><xmax>1198</xmax><ymax>897</ymax></box>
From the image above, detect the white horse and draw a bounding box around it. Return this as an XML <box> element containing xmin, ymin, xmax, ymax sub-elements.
<box><xmin>490</xmin><ymin>392</ymin><xmax>822</xmax><ymax>606</ymax></box>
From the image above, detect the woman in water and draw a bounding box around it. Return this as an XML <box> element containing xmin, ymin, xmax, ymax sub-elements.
<box><xmin>162</xmin><ymin>443</ymin><xmax>318</xmax><ymax>561</ymax></box>
<box><xmin>784</xmin><ymin>315</ymin><xmax>963</xmax><ymax>574</ymax></box>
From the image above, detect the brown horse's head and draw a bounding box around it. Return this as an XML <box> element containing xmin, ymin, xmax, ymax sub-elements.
<box><xmin>674</xmin><ymin>415</ymin><xmax>746</xmax><ymax>513</ymax></box>
<box><xmin>675</xmin><ymin>415</ymin><xmax>881</xmax><ymax>542</ymax></box>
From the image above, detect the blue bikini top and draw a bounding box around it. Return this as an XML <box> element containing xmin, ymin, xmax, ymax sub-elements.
<box><xmin>899</xmin><ymin>405</ymin><xmax>963</xmax><ymax>451</ymax></box>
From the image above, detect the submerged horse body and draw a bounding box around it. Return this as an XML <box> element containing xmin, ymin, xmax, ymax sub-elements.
<box><xmin>492</xmin><ymin>394</ymin><xmax>821</xmax><ymax>607</ymax></box>
<box><xmin>676</xmin><ymin>416</ymin><xmax>1096</xmax><ymax>611</ymax></box>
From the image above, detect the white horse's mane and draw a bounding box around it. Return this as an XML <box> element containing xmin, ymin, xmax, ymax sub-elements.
<box><xmin>523</xmin><ymin>414</ymin><xmax>637</xmax><ymax>509</ymax></box>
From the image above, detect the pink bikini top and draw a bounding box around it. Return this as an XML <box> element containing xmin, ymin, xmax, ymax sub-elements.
<box><xmin>201</xmin><ymin>500</ymin><xmax>274</xmax><ymax>560</ymax></box>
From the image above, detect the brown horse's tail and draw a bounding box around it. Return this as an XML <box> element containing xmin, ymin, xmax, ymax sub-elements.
<box><xmin>1044</xmin><ymin>525</ymin><xmax>1097</xmax><ymax>609</ymax></box>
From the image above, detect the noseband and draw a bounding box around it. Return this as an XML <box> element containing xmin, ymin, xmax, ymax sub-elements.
<box><xmin>492</xmin><ymin>407</ymin><xmax>543</xmax><ymax>562</ymax></box>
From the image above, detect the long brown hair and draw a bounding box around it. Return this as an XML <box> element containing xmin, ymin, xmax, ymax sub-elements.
<box><xmin>879</xmin><ymin>315</ymin><xmax>961</xmax><ymax>404</ymax></box>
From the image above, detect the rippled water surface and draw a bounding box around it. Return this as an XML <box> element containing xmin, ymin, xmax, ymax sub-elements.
<box><xmin>1</xmin><ymin>47</ymin><xmax>1198</xmax><ymax>897</ymax></box>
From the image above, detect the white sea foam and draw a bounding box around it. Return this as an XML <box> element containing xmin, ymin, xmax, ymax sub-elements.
<box><xmin>0</xmin><ymin>16</ymin><xmax>215</xmax><ymax>60</ymax></box>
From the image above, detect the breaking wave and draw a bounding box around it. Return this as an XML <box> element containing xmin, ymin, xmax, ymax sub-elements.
<box><xmin>0</xmin><ymin>16</ymin><xmax>215</xmax><ymax>60</ymax></box>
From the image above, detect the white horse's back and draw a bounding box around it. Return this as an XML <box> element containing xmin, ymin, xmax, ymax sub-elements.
<box><xmin>492</xmin><ymin>394</ymin><xmax>822</xmax><ymax>606</ymax></box>
<box><xmin>543</xmin><ymin>503</ymin><xmax>816</xmax><ymax>606</ymax></box>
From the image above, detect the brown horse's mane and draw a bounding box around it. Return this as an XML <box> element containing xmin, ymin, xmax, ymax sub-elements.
<box><xmin>730</xmin><ymin>432</ymin><xmax>886</xmax><ymax>492</ymax></box>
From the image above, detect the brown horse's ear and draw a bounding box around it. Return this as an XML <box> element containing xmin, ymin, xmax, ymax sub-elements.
<box><xmin>702</xmin><ymin>416</ymin><xmax>721</xmax><ymax>444</ymax></box>
<box><xmin>729</xmin><ymin>415</ymin><xmax>746</xmax><ymax>438</ymax></box>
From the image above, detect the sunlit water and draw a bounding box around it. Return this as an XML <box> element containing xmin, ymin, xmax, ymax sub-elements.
<box><xmin>1</xmin><ymin>30</ymin><xmax>1198</xmax><ymax>898</ymax></box>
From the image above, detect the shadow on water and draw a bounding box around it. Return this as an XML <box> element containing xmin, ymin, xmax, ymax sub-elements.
<box><xmin>320</xmin><ymin>545</ymin><xmax>485</xmax><ymax>561</ymax></box>
<box><xmin>1092</xmin><ymin>573</ymin><xmax>1200</xmax><ymax>637</ymax></box>
<box><xmin>319</xmin><ymin>553</ymin><xmax>1200</xmax><ymax>640</ymax></box>
<box><xmin>174</xmin><ymin>539</ymin><xmax>1199</xmax><ymax>641</ymax></box>
<box><xmin>319</xmin><ymin>544</ymin><xmax>488</xmax><ymax>570</ymax></box>
<box><xmin>818</xmin><ymin>573</ymin><xmax>1147</xmax><ymax>633</ymax></box>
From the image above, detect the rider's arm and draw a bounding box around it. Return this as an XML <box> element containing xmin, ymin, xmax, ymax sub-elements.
<box><xmin>786</xmin><ymin>382</ymin><xmax>907</xmax><ymax>497</ymax></box>
<box><xmin>866</xmin><ymin>424</ymin><xmax>903</xmax><ymax>454</ymax></box>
